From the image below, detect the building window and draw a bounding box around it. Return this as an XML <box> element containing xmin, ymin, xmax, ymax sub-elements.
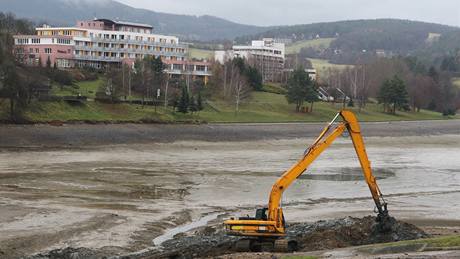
<box><xmin>57</xmin><ymin>39</ymin><xmax>71</xmax><ymax>44</ymax></box>
<box><xmin>17</xmin><ymin>38</ymin><xmax>29</xmax><ymax>44</ymax></box>
<box><xmin>44</xmin><ymin>48</ymin><xmax>52</xmax><ymax>54</ymax></box>
<box><xmin>35</xmin><ymin>48</ymin><xmax>39</xmax><ymax>53</ymax></box>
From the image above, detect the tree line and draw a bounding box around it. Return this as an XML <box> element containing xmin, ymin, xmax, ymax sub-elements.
<box><xmin>323</xmin><ymin>56</ymin><xmax>459</xmax><ymax>115</ymax></box>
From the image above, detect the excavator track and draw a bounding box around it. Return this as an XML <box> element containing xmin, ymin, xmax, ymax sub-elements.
<box><xmin>234</xmin><ymin>238</ymin><xmax>298</xmax><ymax>252</ymax></box>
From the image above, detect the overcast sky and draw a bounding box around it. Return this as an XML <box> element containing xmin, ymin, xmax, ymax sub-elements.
<box><xmin>117</xmin><ymin>0</ymin><xmax>460</xmax><ymax>27</ymax></box>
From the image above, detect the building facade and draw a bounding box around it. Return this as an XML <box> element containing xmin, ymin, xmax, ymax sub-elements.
<box><xmin>13</xmin><ymin>19</ymin><xmax>211</xmax><ymax>83</ymax></box>
<box><xmin>215</xmin><ymin>38</ymin><xmax>285</xmax><ymax>82</ymax></box>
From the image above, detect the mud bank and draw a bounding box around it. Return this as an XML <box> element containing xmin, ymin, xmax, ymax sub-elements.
<box><xmin>26</xmin><ymin>216</ymin><xmax>428</xmax><ymax>259</ymax></box>
<box><xmin>1</xmin><ymin>120</ymin><xmax>460</xmax><ymax>147</ymax></box>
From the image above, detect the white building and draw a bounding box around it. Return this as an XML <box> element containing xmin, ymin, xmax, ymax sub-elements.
<box><xmin>215</xmin><ymin>38</ymin><xmax>285</xmax><ymax>82</ymax></box>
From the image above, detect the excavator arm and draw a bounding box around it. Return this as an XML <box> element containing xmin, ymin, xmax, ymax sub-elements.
<box><xmin>224</xmin><ymin>110</ymin><xmax>390</xmax><ymax>241</ymax></box>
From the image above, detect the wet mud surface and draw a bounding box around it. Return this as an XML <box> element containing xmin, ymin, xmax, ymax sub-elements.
<box><xmin>1</xmin><ymin>120</ymin><xmax>460</xmax><ymax>147</ymax></box>
<box><xmin>0</xmin><ymin>124</ymin><xmax>460</xmax><ymax>258</ymax></box>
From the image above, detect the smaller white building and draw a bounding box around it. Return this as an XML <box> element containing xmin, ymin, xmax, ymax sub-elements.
<box><xmin>215</xmin><ymin>38</ymin><xmax>285</xmax><ymax>82</ymax></box>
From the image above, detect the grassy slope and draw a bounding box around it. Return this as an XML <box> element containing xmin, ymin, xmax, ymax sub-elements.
<box><xmin>52</xmin><ymin>79</ymin><xmax>104</xmax><ymax>99</ymax></box>
<box><xmin>22</xmin><ymin>101</ymin><xmax>177</xmax><ymax>123</ymax></box>
<box><xmin>286</xmin><ymin>38</ymin><xmax>335</xmax><ymax>54</ymax></box>
<box><xmin>189</xmin><ymin>48</ymin><xmax>214</xmax><ymax>60</ymax></box>
<box><xmin>284</xmin><ymin>38</ymin><xmax>352</xmax><ymax>74</ymax></box>
<box><xmin>1</xmin><ymin>86</ymin><xmax>454</xmax><ymax>123</ymax></box>
<box><xmin>308</xmin><ymin>58</ymin><xmax>353</xmax><ymax>74</ymax></box>
<box><xmin>198</xmin><ymin>92</ymin><xmax>449</xmax><ymax>123</ymax></box>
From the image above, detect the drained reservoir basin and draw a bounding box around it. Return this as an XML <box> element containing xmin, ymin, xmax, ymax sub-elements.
<box><xmin>0</xmin><ymin>126</ymin><xmax>460</xmax><ymax>257</ymax></box>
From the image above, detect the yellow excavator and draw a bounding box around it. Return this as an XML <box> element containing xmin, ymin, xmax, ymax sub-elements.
<box><xmin>224</xmin><ymin>110</ymin><xmax>391</xmax><ymax>252</ymax></box>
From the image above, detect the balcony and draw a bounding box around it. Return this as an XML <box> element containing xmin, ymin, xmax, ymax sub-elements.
<box><xmin>74</xmin><ymin>55</ymin><xmax>122</xmax><ymax>62</ymax></box>
<box><xmin>74</xmin><ymin>45</ymin><xmax>187</xmax><ymax>57</ymax></box>
<box><xmin>88</xmin><ymin>37</ymin><xmax>187</xmax><ymax>49</ymax></box>
<box><xmin>165</xmin><ymin>69</ymin><xmax>212</xmax><ymax>77</ymax></box>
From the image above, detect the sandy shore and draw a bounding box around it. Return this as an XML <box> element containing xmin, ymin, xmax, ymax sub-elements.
<box><xmin>1</xmin><ymin>120</ymin><xmax>460</xmax><ymax>148</ymax></box>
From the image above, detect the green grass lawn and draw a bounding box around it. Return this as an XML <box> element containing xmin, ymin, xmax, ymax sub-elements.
<box><xmin>189</xmin><ymin>48</ymin><xmax>214</xmax><ymax>60</ymax></box>
<box><xmin>196</xmin><ymin>92</ymin><xmax>452</xmax><ymax>123</ymax></box>
<box><xmin>0</xmin><ymin>91</ymin><xmax>456</xmax><ymax>123</ymax></box>
<box><xmin>52</xmin><ymin>78</ymin><xmax>104</xmax><ymax>99</ymax></box>
<box><xmin>308</xmin><ymin>58</ymin><xmax>353</xmax><ymax>74</ymax></box>
<box><xmin>21</xmin><ymin>101</ymin><xmax>179</xmax><ymax>123</ymax></box>
<box><xmin>286</xmin><ymin>38</ymin><xmax>335</xmax><ymax>54</ymax></box>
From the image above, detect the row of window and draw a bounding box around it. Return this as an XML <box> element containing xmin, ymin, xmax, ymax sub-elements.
<box><xmin>236</xmin><ymin>49</ymin><xmax>284</xmax><ymax>55</ymax></box>
<box><xmin>75</xmin><ymin>41</ymin><xmax>186</xmax><ymax>53</ymax></box>
<box><xmin>171</xmin><ymin>64</ymin><xmax>207</xmax><ymax>71</ymax></box>
<box><xmin>88</xmin><ymin>32</ymin><xmax>176</xmax><ymax>44</ymax></box>
<box><xmin>56</xmin><ymin>39</ymin><xmax>71</xmax><ymax>44</ymax></box>
<box><xmin>118</xmin><ymin>26</ymin><xmax>151</xmax><ymax>34</ymax></box>
<box><xmin>16</xmin><ymin>38</ymin><xmax>29</xmax><ymax>44</ymax></box>
<box><xmin>16</xmin><ymin>38</ymin><xmax>72</xmax><ymax>45</ymax></box>
<box><xmin>38</xmin><ymin>30</ymin><xmax>84</xmax><ymax>37</ymax></box>
<box><xmin>74</xmin><ymin>50</ymin><xmax>186</xmax><ymax>61</ymax></box>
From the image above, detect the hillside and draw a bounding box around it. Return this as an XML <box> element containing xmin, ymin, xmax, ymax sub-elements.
<box><xmin>0</xmin><ymin>0</ymin><xmax>267</xmax><ymax>41</ymax></box>
<box><xmin>238</xmin><ymin>19</ymin><xmax>460</xmax><ymax>64</ymax></box>
<box><xmin>286</xmin><ymin>38</ymin><xmax>335</xmax><ymax>54</ymax></box>
<box><xmin>1</xmin><ymin>78</ymin><xmax>453</xmax><ymax>123</ymax></box>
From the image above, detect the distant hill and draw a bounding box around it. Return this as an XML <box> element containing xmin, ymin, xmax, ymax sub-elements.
<box><xmin>237</xmin><ymin>19</ymin><xmax>460</xmax><ymax>63</ymax></box>
<box><xmin>0</xmin><ymin>0</ymin><xmax>268</xmax><ymax>41</ymax></box>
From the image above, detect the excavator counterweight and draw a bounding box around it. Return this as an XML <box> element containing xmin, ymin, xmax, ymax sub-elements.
<box><xmin>224</xmin><ymin>110</ymin><xmax>391</xmax><ymax>252</ymax></box>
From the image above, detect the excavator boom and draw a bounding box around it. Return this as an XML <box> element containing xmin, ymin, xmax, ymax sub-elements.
<box><xmin>224</xmin><ymin>110</ymin><xmax>390</xmax><ymax>251</ymax></box>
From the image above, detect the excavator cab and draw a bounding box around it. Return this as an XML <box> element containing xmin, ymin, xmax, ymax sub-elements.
<box><xmin>237</xmin><ymin>208</ymin><xmax>268</xmax><ymax>221</ymax></box>
<box><xmin>224</xmin><ymin>110</ymin><xmax>391</xmax><ymax>252</ymax></box>
<box><xmin>255</xmin><ymin>208</ymin><xmax>268</xmax><ymax>220</ymax></box>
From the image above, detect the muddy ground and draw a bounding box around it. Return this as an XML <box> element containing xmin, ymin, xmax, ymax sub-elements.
<box><xmin>27</xmin><ymin>216</ymin><xmax>429</xmax><ymax>259</ymax></box>
<box><xmin>0</xmin><ymin>121</ymin><xmax>460</xmax><ymax>258</ymax></box>
<box><xmin>1</xmin><ymin>120</ymin><xmax>460</xmax><ymax>147</ymax></box>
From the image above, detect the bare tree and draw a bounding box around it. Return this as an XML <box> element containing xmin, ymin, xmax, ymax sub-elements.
<box><xmin>233</xmin><ymin>67</ymin><xmax>250</xmax><ymax>114</ymax></box>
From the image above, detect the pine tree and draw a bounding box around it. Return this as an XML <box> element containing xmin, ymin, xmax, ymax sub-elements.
<box><xmin>178</xmin><ymin>85</ymin><xmax>189</xmax><ymax>113</ymax></box>
<box><xmin>189</xmin><ymin>95</ymin><xmax>198</xmax><ymax>114</ymax></box>
<box><xmin>197</xmin><ymin>91</ymin><xmax>204</xmax><ymax>111</ymax></box>
<box><xmin>390</xmin><ymin>75</ymin><xmax>409</xmax><ymax>113</ymax></box>
<box><xmin>285</xmin><ymin>68</ymin><xmax>313</xmax><ymax>112</ymax></box>
<box><xmin>377</xmin><ymin>79</ymin><xmax>392</xmax><ymax>113</ymax></box>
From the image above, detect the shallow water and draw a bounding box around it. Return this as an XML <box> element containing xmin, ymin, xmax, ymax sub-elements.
<box><xmin>0</xmin><ymin>134</ymin><xmax>459</xmax><ymax>254</ymax></box>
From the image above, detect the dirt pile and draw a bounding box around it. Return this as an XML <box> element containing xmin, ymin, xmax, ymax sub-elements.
<box><xmin>141</xmin><ymin>216</ymin><xmax>428</xmax><ymax>258</ymax></box>
<box><xmin>287</xmin><ymin>216</ymin><xmax>429</xmax><ymax>252</ymax></box>
<box><xmin>26</xmin><ymin>216</ymin><xmax>429</xmax><ymax>259</ymax></box>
